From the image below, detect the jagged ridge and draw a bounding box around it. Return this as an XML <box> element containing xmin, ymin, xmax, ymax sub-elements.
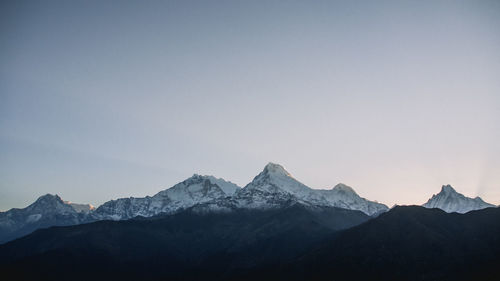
<box><xmin>4</xmin><ymin>164</ymin><xmax>496</xmax><ymax>244</ymax></box>
<box><xmin>423</xmin><ymin>184</ymin><xmax>494</xmax><ymax>213</ymax></box>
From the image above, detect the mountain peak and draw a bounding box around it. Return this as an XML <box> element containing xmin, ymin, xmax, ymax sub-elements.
<box><xmin>441</xmin><ymin>184</ymin><xmax>456</xmax><ymax>194</ymax></box>
<box><xmin>186</xmin><ymin>174</ymin><xmax>240</xmax><ymax>195</ymax></box>
<box><xmin>183</xmin><ymin>174</ymin><xmax>212</xmax><ymax>185</ymax></box>
<box><xmin>35</xmin><ymin>194</ymin><xmax>63</xmax><ymax>204</ymax></box>
<box><xmin>263</xmin><ymin>162</ymin><xmax>291</xmax><ymax>177</ymax></box>
<box><xmin>23</xmin><ymin>194</ymin><xmax>78</xmax><ymax>217</ymax></box>
<box><xmin>332</xmin><ymin>183</ymin><xmax>357</xmax><ymax>194</ymax></box>
<box><xmin>423</xmin><ymin>185</ymin><xmax>494</xmax><ymax>213</ymax></box>
<box><xmin>236</xmin><ymin>162</ymin><xmax>311</xmax><ymax>204</ymax></box>
<box><xmin>189</xmin><ymin>174</ymin><xmax>208</xmax><ymax>180</ymax></box>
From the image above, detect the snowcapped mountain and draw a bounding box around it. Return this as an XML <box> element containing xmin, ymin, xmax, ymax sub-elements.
<box><xmin>232</xmin><ymin>163</ymin><xmax>320</xmax><ymax>208</ymax></box>
<box><xmin>92</xmin><ymin>163</ymin><xmax>387</xmax><ymax>217</ymax></box>
<box><xmin>231</xmin><ymin>163</ymin><xmax>388</xmax><ymax>215</ymax></box>
<box><xmin>318</xmin><ymin>183</ymin><xmax>388</xmax><ymax>216</ymax></box>
<box><xmin>92</xmin><ymin>174</ymin><xmax>241</xmax><ymax>220</ymax></box>
<box><xmin>0</xmin><ymin>194</ymin><xmax>88</xmax><ymax>244</ymax></box>
<box><xmin>0</xmin><ymin>163</ymin><xmax>389</xmax><ymax>242</ymax></box>
<box><xmin>423</xmin><ymin>184</ymin><xmax>495</xmax><ymax>213</ymax></box>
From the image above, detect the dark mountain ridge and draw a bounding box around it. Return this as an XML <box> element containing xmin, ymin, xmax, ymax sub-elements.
<box><xmin>0</xmin><ymin>203</ymin><xmax>370</xmax><ymax>281</ymax></box>
<box><xmin>264</xmin><ymin>205</ymin><xmax>500</xmax><ymax>281</ymax></box>
<box><xmin>1</xmin><ymin>205</ymin><xmax>499</xmax><ymax>281</ymax></box>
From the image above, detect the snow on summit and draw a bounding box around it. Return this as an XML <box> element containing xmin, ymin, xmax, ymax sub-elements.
<box><xmin>423</xmin><ymin>184</ymin><xmax>495</xmax><ymax>213</ymax></box>
<box><xmin>234</xmin><ymin>163</ymin><xmax>388</xmax><ymax>215</ymax></box>
<box><xmin>0</xmin><ymin>194</ymin><xmax>88</xmax><ymax>244</ymax></box>
<box><xmin>1</xmin><ymin>162</ymin><xmax>395</xmax><ymax>243</ymax></box>
<box><xmin>239</xmin><ymin>162</ymin><xmax>312</xmax><ymax>196</ymax></box>
<box><xmin>92</xmin><ymin>174</ymin><xmax>241</xmax><ymax>220</ymax></box>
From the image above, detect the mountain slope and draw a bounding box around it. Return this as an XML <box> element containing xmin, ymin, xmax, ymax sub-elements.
<box><xmin>318</xmin><ymin>183</ymin><xmax>388</xmax><ymax>215</ymax></box>
<box><xmin>0</xmin><ymin>194</ymin><xmax>88</xmax><ymax>244</ymax></box>
<box><xmin>64</xmin><ymin>202</ymin><xmax>95</xmax><ymax>214</ymax></box>
<box><xmin>0</xmin><ymin>163</ymin><xmax>387</xmax><ymax>243</ymax></box>
<box><xmin>233</xmin><ymin>163</ymin><xmax>388</xmax><ymax>215</ymax></box>
<box><xmin>0</xmin><ymin>204</ymin><xmax>370</xmax><ymax>281</ymax></box>
<box><xmin>92</xmin><ymin>174</ymin><xmax>240</xmax><ymax>220</ymax></box>
<box><xmin>423</xmin><ymin>184</ymin><xmax>494</xmax><ymax>213</ymax></box>
<box><xmin>269</xmin><ymin>206</ymin><xmax>500</xmax><ymax>281</ymax></box>
<box><xmin>2</xmin><ymin>204</ymin><xmax>498</xmax><ymax>281</ymax></box>
<box><xmin>233</xmin><ymin>163</ymin><xmax>318</xmax><ymax>208</ymax></box>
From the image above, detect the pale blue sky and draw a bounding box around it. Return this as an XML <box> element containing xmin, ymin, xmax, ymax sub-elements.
<box><xmin>1</xmin><ymin>0</ymin><xmax>499</xmax><ymax>210</ymax></box>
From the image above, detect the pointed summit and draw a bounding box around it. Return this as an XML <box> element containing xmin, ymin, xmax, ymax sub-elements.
<box><xmin>423</xmin><ymin>185</ymin><xmax>494</xmax><ymax>213</ymax></box>
<box><xmin>263</xmin><ymin>162</ymin><xmax>292</xmax><ymax>177</ymax></box>
<box><xmin>235</xmin><ymin>163</ymin><xmax>389</xmax><ymax>215</ymax></box>
<box><xmin>234</xmin><ymin>162</ymin><xmax>314</xmax><ymax>207</ymax></box>
<box><xmin>35</xmin><ymin>194</ymin><xmax>63</xmax><ymax>203</ymax></box>
<box><xmin>245</xmin><ymin>162</ymin><xmax>300</xmax><ymax>189</ymax></box>
<box><xmin>0</xmin><ymin>194</ymin><xmax>86</xmax><ymax>244</ymax></box>
<box><xmin>27</xmin><ymin>194</ymin><xmax>76</xmax><ymax>215</ymax></box>
<box><xmin>441</xmin><ymin>184</ymin><xmax>456</xmax><ymax>194</ymax></box>
<box><xmin>92</xmin><ymin>174</ymin><xmax>240</xmax><ymax>221</ymax></box>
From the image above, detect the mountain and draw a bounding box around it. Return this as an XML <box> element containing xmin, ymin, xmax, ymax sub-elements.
<box><xmin>92</xmin><ymin>163</ymin><xmax>387</xmax><ymax>219</ymax></box>
<box><xmin>268</xmin><ymin>206</ymin><xmax>500</xmax><ymax>281</ymax></box>
<box><xmin>0</xmin><ymin>204</ymin><xmax>370</xmax><ymax>281</ymax></box>
<box><xmin>91</xmin><ymin>174</ymin><xmax>241</xmax><ymax>220</ymax></box>
<box><xmin>318</xmin><ymin>183</ymin><xmax>388</xmax><ymax>216</ymax></box>
<box><xmin>232</xmin><ymin>163</ymin><xmax>388</xmax><ymax>215</ymax></box>
<box><xmin>423</xmin><ymin>184</ymin><xmax>495</xmax><ymax>213</ymax></box>
<box><xmin>232</xmin><ymin>162</ymin><xmax>317</xmax><ymax>208</ymax></box>
<box><xmin>0</xmin><ymin>163</ymin><xmax>387</xmax><ymax>242</ymax></box>
<box><xmin>0</xmin><ymin>194</ymin><xmax>88</xmax><ymax>244</ymax></box>
<box><xmin>0</xmin><ymin>175</ymin><xmax>240</xmax><ymax>243</ymax></box>
<box><xmin>1</xmin><ymin>205</ymin><xmax>499</xmax><ymax>281</ymax></box>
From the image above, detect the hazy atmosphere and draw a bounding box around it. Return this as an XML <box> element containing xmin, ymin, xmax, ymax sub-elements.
<box><xmin>1</xmin><ymin>0</ymin><xmax>499</xmax><ymax>211</ymax></box>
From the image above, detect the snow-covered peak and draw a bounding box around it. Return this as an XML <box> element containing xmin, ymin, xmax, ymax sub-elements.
<box><xmin>188</xmin><ymin>174</ymin><xmax>240</xmax><ymax>195</ymax></box>
<box><xmin>320</xmin><ymin>184</ymin><xmax>388</xmax><ymax>216</ymax></box>
<box><xmin>25</xmin><ymin>194</ymin><xmax>94</xmax><ymax>215</ymax></box>
<box><xmin>0</xmin><ymin>194</ymin><xmax>90</xmax><ymax>243</ymax></box>
<box><xmin>242</xmin><ymin>162</ymin><xmax>311</xmax><ymax>196</ymax></box>
<box><xmin>92</xmin><ymin>174</ymin><xmax>240</xmax><ymax>220</ymax></box>
<box><xmin>233</xmin><ymin>163</ymin><xmax>389</xmax><ymax>215</ymax></box>
<box><xmin>34</xmin><ymin>194</ymin><xmax>63</xmax><ymax>204</ymax></box>
<box><xmin>441</xmin><ymin>184</ymin><xmax>456</xmax><ymax>194</ymax></box>
<box><xmin>423</xmin><ymin>185</ymin><xmax>494</xmax><ymax>213</ymax></box>
<box><xmin>25</xmin><ymin>194</ymin><xmax>76</xmax><ymax>215</ymax></box>
<box><xmin>263</xmin><ymin>162</ymin><xmax>292</xmax><ymax>177</ymax></box>
<box><xmin>160</xmin><ymin>174</ymin><xmax>240</xmax><ymax>198</ymax></box>
<box><xmin>0</xmin><ymin>194</ymin><xmax>91</xmax><ymax>244</ymax></box>
<box><xmin>232</xmin><ymin>163</ymin><xmax>314</xmax><ymax>209</ymax></box>
<box><xmin>332</xmin><ymin>183</ymin><xmax>357</xmax><ymax>194</ymax></box>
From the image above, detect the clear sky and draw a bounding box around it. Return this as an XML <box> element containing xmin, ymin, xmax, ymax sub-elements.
<box><xmin>1</xmin><ymin>0</ymin><xmax>499</xmax><ymax>211</ymax></box>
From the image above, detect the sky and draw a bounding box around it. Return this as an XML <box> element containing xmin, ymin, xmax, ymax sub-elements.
<box><xmin>1</xmin><ymin>0</ymin><xmax>499</xmax><ymax>211</ymax></box>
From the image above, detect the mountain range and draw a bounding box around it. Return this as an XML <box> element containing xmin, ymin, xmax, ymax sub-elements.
<box><xmin>0</xmin><ymin>162</ymin><xmax>499</xmax><ymax>280</ymax></box>
<box><xmin>0</xmin><ymin>163</ymin><xmax>495</xmax><ymax>244</ymax></box>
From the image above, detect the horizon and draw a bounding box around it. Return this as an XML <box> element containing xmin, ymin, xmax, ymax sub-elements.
<box><xmin>1</xmin><ymin>161</ymin><xmax>498</xmax><ymax>212</ymax></box>
<box><xmin>1</xmin><ymin>0</ymin><xmax>499</xmax><ymax>211</ymax></box>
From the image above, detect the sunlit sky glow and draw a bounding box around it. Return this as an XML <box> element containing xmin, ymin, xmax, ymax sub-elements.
<box><xmin>1</xmin><ymin>0</ymin><xmax>499</xmax><ymax>211</ymax></box>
